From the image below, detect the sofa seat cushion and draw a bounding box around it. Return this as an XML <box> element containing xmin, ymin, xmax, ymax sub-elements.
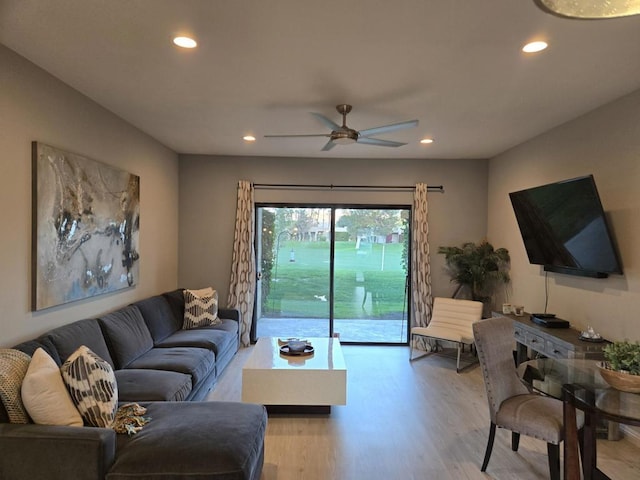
<box><xmin>125</xmin><ymin>347</ymin><xmax>214</xmax><ymax>386</ymax></box>
<box><xmin>132</xmin><ymin>295</ymin><xmax>182</xmax><ymax>343</ymax></box>
<box><xmin>155</xmin><ymin>328</ymin><xmax>236</xmax><ymax>357</ymax></box>
<box><xmin>115</xmin><ymin>369</ymin><xmax>192</xmax><ymax>402</ymax></box>
<box><xmin>98</xmin><ymin>306</ymin><xmax>154</xmax><ymax>369</ymax></box>
<box><xmin>211</xmin><ymin>318</ymin><xmax>240</xmax><ymax>335</ymax></box>
<box><xmin>107</xmin><ymin>401</ymin><xmax>267</xmax><ymax>480</ymax></box>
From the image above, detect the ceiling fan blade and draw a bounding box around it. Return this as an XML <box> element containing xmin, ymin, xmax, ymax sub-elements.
<box><xmin>358</xmin><ymin>119</ymin><xmax>419</xmax><ymax>138</ymax></box>
<box><xmin>321</xmin><ymin>139</ymin><xmax>337</xmax><ymax>151</ymax></box>
<box><xmin>357</xmin><ymin>137</ymin><xmax>406</xmax><ymax>147</ymax></box>
<box><xmin>310</xmin><ymin>112</ymin><xmax>341</xmax><ymax>131</ymax></box>
<box><xmin>264</xmin><ymin>133</ymin><xmax>331</xmax><ymax>138</ymax></box>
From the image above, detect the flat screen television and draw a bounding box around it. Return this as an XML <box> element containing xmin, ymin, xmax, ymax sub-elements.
<box><xmin>509</xmin><ymin>175</ymin><xmax>622</xmax><ymax>278</ymax></box>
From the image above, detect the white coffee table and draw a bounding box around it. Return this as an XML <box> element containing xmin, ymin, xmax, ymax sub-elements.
<box><xmin>241</xmin><ymin>337</ymin><xmax>347</xmax><ymax>414</ymax></box>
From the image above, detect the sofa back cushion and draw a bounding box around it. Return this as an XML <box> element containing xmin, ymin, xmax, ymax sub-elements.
<box><xmin>132</xmin><ymin>295</ymin><xmax>181</xmax><ymax>343</ymax></box>
<box><xmin>98</xmin><ymin>305</ymin><xmax>154</xmax><ymax>369</ymax></box>
<box><xmin>12</xmin><ymin>337</ymin><xmax>61</xmax><ymax>366</ymax></box>
<box><xmin>46</xmin><ymin>318</ymin><xmax>115</xmax><ymax>368</ymax></box>
<box><xmin>162</xmin><ymin>289</ymin><xmax>187</xmax><ymax>329</ymax></box>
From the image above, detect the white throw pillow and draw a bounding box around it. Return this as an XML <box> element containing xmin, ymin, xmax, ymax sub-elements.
<box><xmin>183</xmin><ymin>287</ymin><xmax>221</xmax><ymax>329</ymax></box>
<box><xmin>21</xmin><ymin>348</ymin><xmax>83</xmax><ymax>427</ymax></box>
<box><xmin>61</xmin><ymin>346</ymin><xmax>118</xmax><ymax>428</ymax></box>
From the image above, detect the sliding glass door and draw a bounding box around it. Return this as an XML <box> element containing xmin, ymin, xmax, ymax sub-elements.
<box><xmin>254</xmin><ymin>205</ymin><xmax>410</xmax><ymax>344</ymax></box>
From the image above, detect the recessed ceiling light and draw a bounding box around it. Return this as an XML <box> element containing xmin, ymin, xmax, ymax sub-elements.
<box><xmin>420</xmin><ymin>138</ymin><xmax>434</xmax><ymax>144</ymax></box>
<box><xmin>522</xmin><ymin>41</ymin><xmax>548</xmax><ymax>53</ymax></box>
<box><xmin>173</xmin><ymin>36</ymin><xmax>197</xmax><ymax>49</ymax></box>
<box><xmin>243</xmin><ymin>135</ymin><xmax>256</xmax><ymax>142</ymax></box>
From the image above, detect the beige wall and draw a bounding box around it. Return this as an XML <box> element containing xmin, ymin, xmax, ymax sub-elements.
<box><xmin>178</xmin><ymin>155</ymin><xmax>489</xmax><ymax>304</ymax></box>
<box><xmin>0</xmin><ymin>45</ymin><xmax>180</xmax><ymax>347</ymax></box>
<box><xmin>488</xmin><ymin>89</ymin><xmax>640</xmax><ymax>341</ymax></box>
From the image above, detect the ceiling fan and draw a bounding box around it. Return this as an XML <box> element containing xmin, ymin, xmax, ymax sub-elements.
<box><xmin>264</xmin><ymin>104</ymin><xmax>419</xmax><ymax>151</ymax></box>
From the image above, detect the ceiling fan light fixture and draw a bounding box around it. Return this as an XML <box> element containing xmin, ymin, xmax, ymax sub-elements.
<box><xmin>243</xmin><ymin>135</ymin><xmax>256</xmax><ymax>142</ymax></box>
<box><xmin>331</xmin><ymin>129</ymin><xmax>358</xmax><ymax>145</ymax></box>
<box><xmin>534</xmin><ymin>0</ymin><xmax>640</xmax><ymax>19</ymax></box>
<box><xmin>420</xmin><ymin>138</ymin><xmax>434</xmax><ymax>144</ymax></box>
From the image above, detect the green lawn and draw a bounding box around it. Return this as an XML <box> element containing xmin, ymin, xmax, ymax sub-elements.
<box><xmin>265</xmin><ymin>240</ymin><xmax>407</xmax><ymax>319</ymax></box>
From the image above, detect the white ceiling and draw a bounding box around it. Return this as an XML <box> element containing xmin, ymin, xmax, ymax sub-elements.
<box><xmin>2</xmin><ymin>0</ymin><xmax>640</xmax><ymax>159</ymax></box>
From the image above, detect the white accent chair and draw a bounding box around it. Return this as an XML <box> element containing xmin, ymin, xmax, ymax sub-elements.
<box><xmin>409</xmin><ymin>297</ymin><xmax>483</xmax><ymax>372</ymax></box>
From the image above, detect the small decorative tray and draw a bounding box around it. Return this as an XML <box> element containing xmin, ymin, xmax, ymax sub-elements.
<box><xmin>279</xmin><ymin>345</ymin><xmax>314</xmax><ymax>356</ymax></box>
<box><xmin>579</xmin><ymin>333</ymin><xmax>605</xmax><ymax>343</ymax></box>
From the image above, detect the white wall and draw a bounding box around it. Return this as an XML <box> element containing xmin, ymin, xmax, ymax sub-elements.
<box><xmin>0</xmin><ymin>45</ymin><xmax>180</xmax><ymax>347</ymax></box>
<box><xmin>488</xmin><ymin>89</ymin><xmax>640</xmax><ymax>341</ymax></box>
<box><xmin>178</xmin><ymin>155</ymin><xmax>489</xmax><ymax>305</ymax></box>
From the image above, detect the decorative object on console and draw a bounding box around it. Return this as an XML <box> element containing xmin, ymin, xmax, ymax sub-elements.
<box><xmin>183</xmin><ymin>287</ymin><xmax>221</xmax><ymax>329</ymax></box>
<box><xmin>32</xmin><ymin>142</ymin><xmax>140</xmax><ymax>310</ymax></box>
<box><xmin>599</xmin><ymin>341</ymin><xmax>640</xmax><ymax>392</ymax></box>
<box><xmin>579</xmin><ymin>326</ymin><xmax>604</xmax><ymax>343</ymax></box>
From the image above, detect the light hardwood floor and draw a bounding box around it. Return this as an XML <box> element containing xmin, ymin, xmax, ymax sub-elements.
<box><xmin>208</xmin><ymin>345</ymin><xmax>640</xmax><ymax>480</ymax></box>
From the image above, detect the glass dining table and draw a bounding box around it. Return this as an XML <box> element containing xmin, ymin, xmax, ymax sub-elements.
<box><xmin>519</xmin><ymin>358</ymin><xmax>640</xmax><ymax>480</ymax></box>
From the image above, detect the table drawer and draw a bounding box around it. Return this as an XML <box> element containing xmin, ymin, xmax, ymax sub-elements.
<box><xmin>524</xmin><ymin>331</ymin><xmax>546</xmax><ymax>352</ymax></box>
<box><xmin>546</xmin><ymin>339</ymin><xmax>570</xmax><ymax>358</ymax></box>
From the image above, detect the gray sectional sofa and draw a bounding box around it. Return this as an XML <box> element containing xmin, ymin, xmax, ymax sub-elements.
<box><xmin>0</xmin><ymin>288</ymin><xmax>267</xmax><ymax>480</ymax></box>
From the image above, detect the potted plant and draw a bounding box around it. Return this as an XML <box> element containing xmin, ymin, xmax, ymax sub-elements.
<box><xmin>600</xmin><ymin>341</ymin><xmax>640</xmax><ymax>393</ymax></box>
<box><xmin>438</xmin><ymin>240</ymin><xmax>510</xmax><ymax>315</ymax></box>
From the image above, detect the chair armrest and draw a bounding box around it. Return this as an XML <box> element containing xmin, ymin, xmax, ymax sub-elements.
<box><xmin>219</xmin><ymin>307</ymin><xmax>241</xmax><ymax>323</ymax></box>
<box><xmin>0</xmin><ymin>423</ymin><xmax>116</xmax><ymax>480</ymax></box>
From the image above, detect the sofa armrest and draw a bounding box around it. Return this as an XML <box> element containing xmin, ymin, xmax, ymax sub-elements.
<box><xmin>0</xmin><ymin>423</ymin><xmax>116</xmax><ymax>480</ymax></box>
<box><xmin>219</xmin><ymin>307</ymin><xmax>241</xmax><ymax>323</ymax></box>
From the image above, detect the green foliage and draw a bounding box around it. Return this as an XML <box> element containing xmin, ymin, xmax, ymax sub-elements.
<box><xmin>437</xmin><ymin>240</ymin><xmax>510</xmax><ymax>302</ymax></box>
<box><xmin>267</xmin><ymin>241</ymin><xmax>407</xmax><ymax>318</ymax></box>
<box><xmin>337</xmin><ymin>209</ymin><xmax>403</xmax><ymax>239</ymax></box>
<box><xmin>259</xmin><ymin>210</ymin><xmax>275</xmax><ymax>311</ymax></box>
<box><xmin>400</xmin><ymin>212</ymin><xmax>409</xmax><ymax>275</ymax></box>
<box><xmin>603</xmin><ymin>341</ymin><xmax>640</xmax><ymax>375</ymax></box>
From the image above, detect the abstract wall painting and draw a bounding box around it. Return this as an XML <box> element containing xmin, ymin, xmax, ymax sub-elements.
<box><xmin>32</xmin><ymin>142</ymin><xmax>140</xmax><ymax>310</ymax></box>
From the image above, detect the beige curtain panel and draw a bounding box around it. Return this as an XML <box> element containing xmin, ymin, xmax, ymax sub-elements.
<box><xmin>410</xmin><ymin>182</ymin><xmax>433</xmax><ymax>352</ymax></box>
<box><xmin>227</xmin><ymin>180</ymin><xmax>256</xmax><ymax>347</ymax></box>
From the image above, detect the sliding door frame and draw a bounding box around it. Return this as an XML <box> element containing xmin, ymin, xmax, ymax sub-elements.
<box><xmin>252</xmin><ymin>202</ymin><xmax>412</xmax><ymax>346</ymax></box>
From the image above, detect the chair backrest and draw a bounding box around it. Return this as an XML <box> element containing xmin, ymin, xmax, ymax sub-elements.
<box><xmin>429</xmin><ymin>297</ymin><xmax>483</xmax><ymax>341</ymax></box>
<box><xmin>473</xmin><ymin>316</ymin><xmax>529</xmax><ymax>422</ymax></box>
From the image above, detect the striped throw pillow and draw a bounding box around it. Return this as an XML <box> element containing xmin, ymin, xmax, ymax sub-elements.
<box><xmin>61</xmin><ymin>346</ymin><xmax>118</xmax><ymax>428</ymax></box>
<box><xmin>183</xmin><ymin>288</ymin><xmax>220</xmax><ymax>329</ymax></box>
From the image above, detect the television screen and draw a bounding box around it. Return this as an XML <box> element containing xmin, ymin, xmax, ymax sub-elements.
<box><xmin>509</xmin><ymin>175</ymin><xmax>622</xmax><ymax>277</ymax></box>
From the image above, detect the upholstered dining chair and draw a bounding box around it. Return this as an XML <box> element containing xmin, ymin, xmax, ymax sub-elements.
<box><xmin>473</xmin><ymin>316</ymin><xmax>580</xmax><ymax>480</ymax></box>
<box><xmin>409</xmin><ymin>297</ymin><xmax>483</xmax><ymax>372</ymax></box>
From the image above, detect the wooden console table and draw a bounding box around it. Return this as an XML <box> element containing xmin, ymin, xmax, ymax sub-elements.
<box><xmin>492</xmin><ymin>311</ymin><xmax>610</xmax><ymax>366</ymax></box>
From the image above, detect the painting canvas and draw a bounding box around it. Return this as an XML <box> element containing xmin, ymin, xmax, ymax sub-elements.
<box><xmin>32</xmin><ymin>142</ymin><xmax>140</xmax><ymax>310</ymax></box>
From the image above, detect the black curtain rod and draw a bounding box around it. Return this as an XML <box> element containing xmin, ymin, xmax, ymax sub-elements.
<box><xmin>253</xmin><ymin>183</ymin><xmax>444</xmax><ymax>192</ymax></box>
